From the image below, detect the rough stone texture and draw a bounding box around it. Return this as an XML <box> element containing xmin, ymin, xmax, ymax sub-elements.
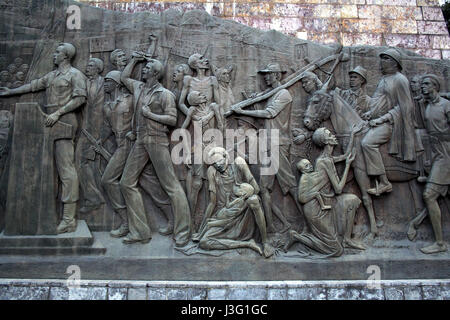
<box><xmin>267</xmin><ymin>288</ymin><xmax>288</xmax><ymax>300</ymax></box>
<box><xmin>167</xmin><ymin>288</ymin><xmax>188</xmax><ymax>300</ymax></box>
<box><xmin>128</xmin><ymin>287</ymin><xmax>147</xmax><ymax>300</ymax></box>
<box><xmin>2</xmin><ymin>280</ymin><xmax>450</xmax><ymax>300</ymax></box>
<box><xmin>108</xmin><ymin>287</ymin><xmax>128</xmax><ymax>300</ymax></box>
<box><xmin>81</xmin><ymin>0</ymin><xmax>450</xmax><ymax>59</ymax></box>
<box><xmin>384</xmin><ymin>287</ymin><xmax>404</xmax><ymax>300</ymax></box>
<box><xmin>208</xmin><ymin>288</ymin><xmax>228</xmax><ymax>300</ymax></box>
<box><xmin>227</xmin><ymin>287</ymin><xmax>267</xmax><ymax>300</ymax></box>
<box><xmin>48</xmin><ymin>286</ymin><xmax>107</xmax><ymax>300</ymax></box>
<box><xmin>0</xmin><ymin>286</ymin><xmax>49</xmax><ymax>300</ymax></box>
<box><xmin>187</xmin><ymin>288</ymin><xmax>208</xmax><ymax>300</ymax></box>
<box><xmin>403</xmin><ymin>286</ymin><xmax>423</xmax><ymax>300</ymax></box>
<box><xmin>148</xmin><ymin>287</ymin><xmax>167</xmax><ymax>300</ymax></box>
<box><xmin>422</xmin><ymin>285</ymin><xmax>444</xmax><ymax>300</ymax></box>
<box><xmin>287</xmin><ymin>287</ymin><xmax>327</xmax><ymax>300</ymax></box>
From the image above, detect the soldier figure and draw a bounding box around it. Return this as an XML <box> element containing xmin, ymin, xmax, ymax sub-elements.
<box><xmin>77</xmin><ymin>57</ymin><xmax>105</xmax><ymax>213</ymax></box>
<box><xmin>361</xmin><ymin>49</ymin><xmax>418</xmax><ymax>196</ymax></box>
<box><xmin>335</xmin><ymin>66</ymin><xmax>370</xmax><ymax>117</ymax></box>
<box><xmin>233</xmin><ymin>63</ymin><xmax>302</xmax><ymax>233</ymax></box>
<box><xmin>419</xmin><ymin>74</ymin><xmax>450</xmax><ymax>254</ymax></box>
<box><xmin>0</xmin><ymin>43</ymin><xmax>87</xmax><ymax>234</ymax></box>
<box><xmin>98</xmin><ymin>70</ymin><xmax>134</xmax><ymax>237</ymax></box>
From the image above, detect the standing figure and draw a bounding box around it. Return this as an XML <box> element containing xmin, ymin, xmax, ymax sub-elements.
<box><xmin>419</xmin><ymin>74</ymin><xmax>450</xmax><ymax>254</ymax></box>
<box><xmin>119</xmin><ymin>53</ymin><xmax>191</xmax><ymax>246</ymax></box>
<box><xmin>410</xmin><ymin>75</ymin><xmax>429</xmax><ymax>183</ymax></box>
<box><xmin>361</xmin><ymin>49</ymin><xmax>418</xmax><ymax>196</ymax></box>
<box><xmin>284</xmin><ymin>128</ymin><xmax>364</xmax><ymax>256</ymax></box>
<box><xmin>233</xmin><ymin>63</ymin><xmax>301</xmax><ymax>233</ymax></box>
<box><xmin>98</xmin><ymin>70</ymin><xmax>134</xmax><ymax>237</ymax></box>
<box><xmin>77</xmin><ymin>57</ymin><xmax>105</xmax><ymax>213</ymax></box>
<box><xmin>335</xmin><ymin>66</ymin><xmax>370</xmax><ymax>117</ymax></box>
<box><xmin>178</xmin><ymin>53</ymin><xmax>223</xmax><ymax>217</ymax></box>
<box><xmin>195</xmin><ymin>147</ymin><xmax>275</xmax><ymax>258</ymax></box>
<box><xmin>0</xmin><ymin>43</ymin><xmax>87</xmax><ymax>234</ymax></box>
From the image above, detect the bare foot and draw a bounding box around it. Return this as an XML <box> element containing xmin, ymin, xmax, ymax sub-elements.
<box><xmin>407</xmin><ymin>223</ymin><xmax>417</xmax><ymax>241</ymax></box>
<box><xmin>420</xmin><ymin>242</ymin><xmax>447</xmax><ymax>254</ymax></box>
<box><xmin>263</xmin><ymin>243</ymin><xmax>275</xmax><ymax>258</ymax></box>
<box><xmin>248</xmin><ymin>239</ymin><xmax>263</xmax><ymax>256</ymax></box>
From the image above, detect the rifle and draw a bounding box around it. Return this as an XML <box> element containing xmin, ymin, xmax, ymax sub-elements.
<box><xmin>225</xmin><ymin>46</ymin><xmax>347</xmax><ymax>117</ymax></box>
<box><xmin>81</xmin><ymin>129</ymin><xmax>112</xmax><ymax>162</ymax></box>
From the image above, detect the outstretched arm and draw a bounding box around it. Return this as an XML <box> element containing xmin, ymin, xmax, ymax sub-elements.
<box><xmin>0</xmin><ymin>83</ymin><xmax>32</xmax><ymax>97</ymax></box>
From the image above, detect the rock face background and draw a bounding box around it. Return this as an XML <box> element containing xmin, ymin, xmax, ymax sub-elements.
<box><xmin>0</xmin><ymin>0</ymin><xmax>448</xmax><ymax>243</ymax></box>
<box><xmin>80</xmin><ymin>0</ymin><xmax>450</xmax><ymax>60</ymax></box>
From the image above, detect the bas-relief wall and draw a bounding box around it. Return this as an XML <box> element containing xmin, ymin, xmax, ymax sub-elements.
<box><xmin>81</xmin><ymin>0</ymin><xmax>450</xmax><ymax>59</ymax></box>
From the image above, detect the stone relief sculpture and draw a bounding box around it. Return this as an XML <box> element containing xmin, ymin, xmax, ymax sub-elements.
<box><xmin>335</xmin><ymin>66</ymin><xmax>370</xmax><ymax>117</ymax></box>
<box><xmin>178</xmin><ymin>53</ymin><xmax>224</xmax><ymax>219</ymax></box>
<box><xmin>284</xmin><ymin>127</ymin><xmax>363</xmax><ymax>257</ymax></box>
<box><xmin>77</xmin><ymin>57</ymin><xmax>105</xmax><ymax>213</ymax></box>
<box><xmin>232</xmin><ymin>63</ymin><xmax>301</xmax><ymax>233</ymax></box>
<box><xmin>98</xmin><ymin>70</ymin><xmax>134</xmax><ymax>238</ymax></box>
<box><xmin>119</xmin><ymin>53</ymin><xmax>191</xmax><ymax>246</ymax></box>
<box><xmin>303</xmin><ymin>50</ymin><xmax>427</xmax><ymax>238</ymax></box>
<box><xmin>360</xmin><ymin>49</ymin><xmax>419</xmax><ymax>197</ymax></box>
<box><xmin>417</xmin><ymin>74</ymin><xmax>450</xmax><ymax>254</ymax></box>
<box><xmin>0</xmin><ymin>5</ymin><xmax>448</xmax><ymax>264</ymax></box>
<box><xmin>192</xmin><ymin>147</ymin><xmax>274</xmax><ymax>258</ymax></box>
<box><xmin>0</xmin><ymin>43</ymin><xmax>86</xmax><ymax>235</ymax></box>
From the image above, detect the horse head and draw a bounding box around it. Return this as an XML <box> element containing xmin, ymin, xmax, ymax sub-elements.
<box><xmin>303</xmin><ymin>89</ymin><xmax>333</xmax><ymax>131</ymax></box>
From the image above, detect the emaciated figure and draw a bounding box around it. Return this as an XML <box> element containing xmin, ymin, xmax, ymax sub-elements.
<box><xmin>194</xmin><ymin>147</ymin><xmax>275</xmax><ymax>258</ymax></box>
<box><xmin>285</xmin><ymin>128</ymin><xmax>365</xmax><ymax>256</ymax></box>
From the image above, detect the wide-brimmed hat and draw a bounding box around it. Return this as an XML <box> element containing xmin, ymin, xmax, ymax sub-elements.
<box><xmin>349</xmin><ymin>66</ymin><xmax>368</xmax><ymax>83</ymax></box>
<box><xmin>258</xmin><ymin>63</ymin><xmax>286</xmax><ymax>73</ymax></box>
<box><xmin>379</xmin><ymin>48</ymin><xmax>402</xmax><ymax>70</ymax></box>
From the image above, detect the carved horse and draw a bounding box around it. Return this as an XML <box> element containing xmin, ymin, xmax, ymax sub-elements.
<box><xmin>303</xmin><ymin>90</ymin><xmax>423</xmax><ymax>237</ymax></box>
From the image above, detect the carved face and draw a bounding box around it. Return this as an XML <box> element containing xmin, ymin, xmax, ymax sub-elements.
<box><xmin>53</xmin><ymin>46</ymin><xmax>67</xmax><ymax>65</ymax></box>
<box><xmin>304</xmin><ymin>92</ymin><xmax>332</xmax><ymax>131</ymax></box>
<box><xmin>114</xmin><ymin>50</ymin><xmax>128</xmax><ymax>69</ymax></box>
<box><xmin>19</xmin><ymin>64</ymin><xmax>29</xmax><ymax>74</ymax></box>
<box><xmin>14</xmin><ymin>57</ymin><xmax>23</xmax><ymax>68</ymax></box>
<box><xmin>215</xmin><ymin>66</ymin><xmax>232</xmax><ymax>84</ymax></box>
<box><xmin>15</xmin><ymin>71</ymin><xmax>24</xmax><ymax>81</ymax></box>
<box><xmin>0</xmin><ymin>71</ymin><xmax>9</xmax><ymax>82</ymax></box>
<box><xmin>212</xmin><ymin>154</ymin><xmax>228</xmax><ymax>173</ymax></box>
<box><xmin>349</xmin><ymin>73</ymin><xmax>365</xmax><ymax>90</ymax></box>
<box><xmin>302</xmin><ymin>77</ymin><xmax>317</xmax><ymax>94</ymax></box>
<box><xmin>298</xmin><ymin>159</ymin><xmax>313</xmax><ymax>173</ymax></box>
<box><xmin>323</xmin><ymin>128</ymin><xmax>338</xmax><ymax>146</ymax></box>
<box><xmin>410</xmin><ymin>76</ymin><xmax>421</xmax><ymax>93</ymax></box>
<box><xmin>0</xmin><ymin>111</ymin><xmax>12</xmax><ymax>129</ymax></box>
<box><xmin>264</xmin><ymin>72</ymin><xmax>278</xmax><ymax>87</ymax></box>
<box><xmin>142</xmin><ymin>62</ymin><xmax>152</xmax><ymax>81</ymax></box>
<box><xmin>85</xmin><ymin>60</ymin><xmax>99</xmax><ymax>77</ymax></box>
<box><xmin>104</xmin><ymin>79</ymin><xmax>116</xmax><ymax>94</ymax></box>
<box><xmin>195</xmin><ymin>55</ymin><xmax>209</xmax><ymax>70</ymax></box>
<box><xmin>7</xmin><ymin>64</ymin><xmax>17</xmax><ymax>74</ymax></box>
<box><xmin>173</xmin><ymin>66</ymin><xmax>185</xmax><ymax>82</ymax></box>
<box><xmin>380</xmin><ymin>54</ymin><xmax>398</xmax><ymax>74</ymax></box>
<box><xmin>421</xmin><ymin>77</ymin><xmax>437</xmax><ymax>96</ymax></box>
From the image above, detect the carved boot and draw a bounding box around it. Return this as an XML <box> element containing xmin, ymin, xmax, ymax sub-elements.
<box><xmin>57</xmin><ymin>203</ymin><xmax>77</xmax><ymax>234</ymax></box>
<box><xmin>110</xmin><ymin>208</ymin><xmax>129</xmax><ymax>238</ymax></box>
